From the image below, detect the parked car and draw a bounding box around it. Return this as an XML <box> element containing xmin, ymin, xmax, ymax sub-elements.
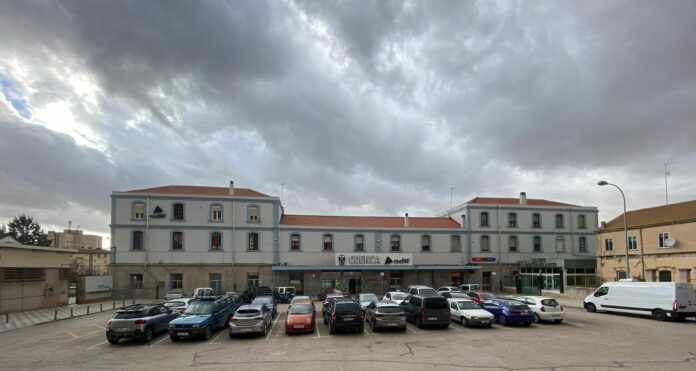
<box><xmin>273</xmin><ymin>286</ymin><xmax>296</xmax><ymax>303</ymax></box>
<box><xmin>448</xmin><ymin>298</ymin><xmax>494</xmax><ymax>327</ymax></box>
<box><xmin>382</xmin><ymin>291</ymin><xmax>408</xmax><ymax>305</ymax></box>
<box><xmin>459</xmin><ymin>284</ymin><xmax>482</xmax><ymax>292</ymax></box>
<box><xmin>481</xmin><ymin>299</ymin><xmax>534</xmax><ymax>326</ymax></box>
<box><xmin>290</xmin><ymin>295</ymin><xmax>312</xmax><ymax>306</ymax></box>
<box><xmin>400</xmin><ymin>295</ymin><xmax>450</xmax><ymax>328</ymax></box>
<box><xmin>168</xmin><ymin>296</ymin><xmax>236</xmax><ymax>341</ymax></box>
<box><xmin>441</xmin><ymin>292</ymin><xmax>471</xmax><ymax>300</ymax></box>
<box><xmin>106</xmin><ymin>304</ymin><xmax>179</xmax><ymax>344</ymax></box>
<box><xmin>318</xmin><ymin>288</ymin><xmax>351</xmax><ymax>301</ymax></box>
<box><xmin>225</xmin><ymin>293</ymin><xmax>244</xmax><ymax>308</ymax></box>
<box><xmin>365</xmin><ymin>301</ymin><xmax>406</xmax><ymax>332</ymax></box>
<box><xmin>466</xmin><ymin>291</ymin><xmax>496</xmax><ymax>304</ymax></box>
<box><xmin>437</xmin><ymin>286</ymin><xmax>461</xmax><ymax>293</ymax></box>
<box><xmin>357</xmin><ymin>293</ymin><xmax>379</xmax><ymax>311</ymax></box>
<box><xmin>515</xmin><ymin>296</ymin><xmax>564</xmax><ymax>323</ymax></box>
<box><xmin>242</xmin><ymin>286</ymin><xmax>273</xmax><ymax>303</ymax></box>
<box><xmin>252</xmin><ymin>295</ymin><xmax>278</xmax><ymax>318</ymax></box>
<box><xmin>323</xmin><ymin>293</ymin><xmax>351</xmax><ymax>308</ymax></box>
<box><xmin>324</xmin><ymin>301</ymin><xmax>364</xmax><ymax>334</ymax></box>
<box><xmin>583</xmin><ymin>281</ymin><xmax>696</xmax><ymax>321</ymax></box>
<box><xmin>285</xmin><ymin>302</ymin><xmax>316</xmax><ymax>334</ymax></box>
<box><xmin>322</xmin><ymin>297</ymin><xmax>354</xmax><ymax>321</ymax></box>
<box><xmin>229</xmin><ymin>304</ymin><xmax>274</xmax><ymax>337</ymax></box>
<box><xmin>164</xmin><ymin>298</ymin><xmax>193</xmax><ymax>314</ymax></box>
<box><xmin>407</xmin><ymin>285</ymin><xmax>439</xmax><ymax>297</ymax></box>
<box><xmin>163</xmin><ymin>290</ymin><xmax>185</xmax><ymax>302</ymax></box>
<box><xmin>192</xmin><ymin>287</ymin><xmax>215</xmax><ymax>298</ymax></box>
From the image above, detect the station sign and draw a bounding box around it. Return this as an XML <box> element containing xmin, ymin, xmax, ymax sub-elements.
<box><xmin>472</xmin><ymin>257</ymin><xmax>496</xmax><ymax>263</ymax></box>
<box><xmin>335</xmin><ymin>253</ymin><xmax>413</xmax><ymax>266</ymax></box>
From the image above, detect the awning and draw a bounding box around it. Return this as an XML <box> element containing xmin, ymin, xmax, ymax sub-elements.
<box><xmin>271</xmin><ymin>265</ymin><xmax>481</xmax><ymax>271</ymax></box>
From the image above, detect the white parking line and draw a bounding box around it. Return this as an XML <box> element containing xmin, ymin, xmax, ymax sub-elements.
<box><xmin>265</xmin><ymin>316</ymin><xmax>279</xmax><ymax>341</ymax></box>
<box><xmin>562</xmin><ymin>321</ymin><xmax>584</xmax><ymax>327</ymax></box>
<box><xmin>151</xmin><ymin>335</ymin><xmax>171</xmax><ymax>346</ymax></box>
<box><xmin>363</xmin><ymin>327</ymin><xmax>378</xmax><ymax>336</ymax></box>
<box><xmin>94</xmin><ymin>324</ymin><xmax>107</xmax><ymax>330</ymax></box>
<box><xmin>448</xmin><ymin>325</ymin><xmax>465</xmax><ymax>332</ymax></box>
<box><xmin>405</xmin><ymin>325</ymin><xmax>421</xmax><ymax>334</ymax></box>
<box><xmin>87</xmin><ymin>340</ymin><xmax>108</xmax><ymax>350</ymax></box>
<box><xmin>208</xmin><ymin>329</ymin><xmax>227</xmax><ymax>344</ymax></box>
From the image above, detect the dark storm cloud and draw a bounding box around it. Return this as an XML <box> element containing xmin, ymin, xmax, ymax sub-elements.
<box><xmin>1</xmin><ymin>0</ymin><xmax>695</xmax><ymax>235</ymax></box>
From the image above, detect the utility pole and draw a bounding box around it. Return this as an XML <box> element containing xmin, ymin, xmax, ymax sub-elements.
<box><xmin>450</xmin><ymin>186</ymin><xmax>455</xmax><ymax>215</ymax></box>
<box><xmin>664</xmin><ymin>162</ymin><xmax>671</xmax><ymax>205</ymax></box>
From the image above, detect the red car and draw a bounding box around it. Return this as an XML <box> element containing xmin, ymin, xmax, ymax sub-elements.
<box><xmin>285</xmin><ymin>301</ymin><xmax>316</xmax><ymax>334</ymax></box>
<box><xmin>466</xmin><ymin>291</ymin><xmax>496</xmax><ymax>304</ymax></box>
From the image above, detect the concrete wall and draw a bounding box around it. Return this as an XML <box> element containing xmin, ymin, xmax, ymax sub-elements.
<box><xmin>0</xmin><ymin>269</ymin><xmax>69</xmax><ymax>314</ymax></box>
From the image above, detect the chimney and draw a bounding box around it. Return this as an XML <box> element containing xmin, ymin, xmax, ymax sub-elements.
<box><xmin>601</xmin><ymin>221</ymin><xmax>607</xmax><ymax>229</ymax></box>
<box><xmin>519</xmin><ymin>192</ymin><xmax>527</xmax><ymax>205</ymax></box>
<box><xmin>229</xmin><ymin>180</ymin><xmax>235</xmax><ymax>196</ymax></box>
<box><xmin>461</xmin><ymin>214</ymin><xmax>466</xmax><ymax>229</ymax></box>
<box><xmin>404</xmin><ymin>213</ymin><xmax>409</xmax><ymax>227</ymax></box>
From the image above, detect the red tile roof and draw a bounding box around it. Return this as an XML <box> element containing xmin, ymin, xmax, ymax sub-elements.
<box><xmin>467</xmin><ymin>197</ymin><xmax>577</xmax><ymax>207</ymax></box>
<box><xmin>125</xmin><ymin>185</ymin><xmax>270</xmax><ymax>198</ymax></box>
<box><xmin>280</xmin><ymin>215</ymin><xmax>460</xmax><ymax>229</ymax></box>
<box><xmin>600</xmin><ymin>199</ymin><xmax>696</xmax><ymax>230</ymax></box>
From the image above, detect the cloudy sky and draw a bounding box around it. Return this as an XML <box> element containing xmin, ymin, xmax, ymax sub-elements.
<box><xmin>1</xmin><ymin>0</ymin><xmax>695</xmax><ymax>242</ymax></box>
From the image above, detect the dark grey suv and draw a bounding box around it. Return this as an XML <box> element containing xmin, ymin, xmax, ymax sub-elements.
<box><xmin>106</xmin><ymin>304</ymin><xmax>179</xmax><ymax>343</ymax></box>
<box><xmin>400</xmin><ymin>295</ymin><xmax>450</xmax><ymax>328</ymax></box>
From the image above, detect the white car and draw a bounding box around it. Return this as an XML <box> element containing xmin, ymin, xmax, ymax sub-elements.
<box><xmin>437</xmin><ymin>286</ymin><xmax>461</xmax><ymax>293</ymax></box>
<box><xmin>382</xmin><ymin>291</ymin><xmax>408</xmax><ymax>305</ymax></box>
<box><xmin>358</xmin><ymin>293</ymin><xmax>380</xmax><ymax>311</ymax></box>
<box><xmin>448</xmin><ymin>298</ymin><xmax>494</xmax><ymax>327</ymax></box>
<box><xmin>164</xmin><ymin>298</ymin><xmax>193</xmax><ymax>314</ymax></box>
<box><xmin>515</xmin><ymin>296</ymin><xmax>564</xmax><ymax>323</ymax></box>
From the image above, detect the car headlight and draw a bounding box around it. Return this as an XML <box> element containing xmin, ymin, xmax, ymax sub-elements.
<box><xmin>470</xmin><ymin>316</ymin><xmax>478</xmax><ymax>320</ymax></box>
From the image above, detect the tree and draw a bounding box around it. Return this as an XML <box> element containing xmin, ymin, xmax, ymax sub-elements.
<box><xmin>6</xmin><ymin>215</ymin><xmax>51</xmax><ymax>246</ymax></box>
<box><xmin>0</xmin><ymin>224</ymin><xmax>8</xmax><ymax>238</ymax></box>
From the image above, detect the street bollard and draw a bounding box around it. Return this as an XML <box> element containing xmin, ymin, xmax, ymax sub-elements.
<box><xmin>87</xmin><ymin>305</ymin><xmax>90</xmax><ymax>314</ymax></box>
<box><xmin>122</xmin><ymin>299</ymin><xmax>125</xmax><ymax>307</ymax></box>
<box><xmin>100</xmin><ymin>304</ymin><xmax>103</xmax><ymax>312</ymax></box>
<box><xmin>112</xmin><ymin>301</ymin><xmax>115</xmax><ymax>309</ymax></box>
<box><xmin>6</xmin><ymin>313</ymin><xmax>9</xmax><ymax>323</ymax></box>
<box><xmin>70</xmin><ymin>308</ymin><xmax>73</xmax><ymax>317</ymax></box>
<box><xmin>54</xmin><ymin>310</ymin><xmax>58</xmax><ymax>321</ymax></box>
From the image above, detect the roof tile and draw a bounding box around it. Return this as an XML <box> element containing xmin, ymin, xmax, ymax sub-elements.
<box><xmin>467</xmin><ymin>197</ymin><xmax>577</xmax><ymax>207</ymax></box>
<box><xmin>125</xmin><ymin>185</ymin><xmax>270</xmax><ymax>198</ymax></box>
<box><xmin>600</xmin><ymin>199</ymin><xmax>696</xmax><ymax>230</ymax></box>
<box><xmin>280</xmin><ymin>215</ymin><xmax>460</xmax><ymax>229</ymax></box>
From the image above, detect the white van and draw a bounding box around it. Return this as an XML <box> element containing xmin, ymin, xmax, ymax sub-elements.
<box><xmin>583</xmin><ymin>281</ymin><xmax>696</xmax><ymax>321</ymax></box>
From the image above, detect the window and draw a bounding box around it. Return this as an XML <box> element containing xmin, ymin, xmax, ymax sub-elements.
<box><xmin>509</xmin><ymin>236</ymin><xmax>518</xmax><ymax>252</ymax></box>
<box><xmin>658</xmin><ymin>270</ymin><xmax>672</xmax><ymax>282</ymax></box>
<box><xmin>170</xmin><ymin>273</ymin><xmax>183</xmax><ymax>290</ymax></box>
<box><xmin>172</xmin><ymin>203</ymin><xmax>184</xmax><ymax>221</ymax></box>
<box><xmin>451</xmin><ymin>235</ymin><xmax>461</xmax><ymax>252</ymax></box>
<box><xmin>678</xmin><ymin>269</ymin><xmax>691</xmax><ymax>283</ymax></box>
<box><xmin>133</xmin><ymin>202</ymin><xmax>145</xmax><ymax>220</ymax></box>
<box><xmin>628</xmin><ymin>236</ymin><xmax>638</xmax><ymax>250</ymax></box>
<box><xmin>248</xmin><ymin>206</ymin><xmax>259</xmax><ymax>223</ymax></box>
<box><xmin>132</xmin><ymin>231</ymin><xmax>144</xmax><ymax>250</ymax></box>
<box><xmin>130</xmin><ymin>274</ymin><xmax>143</xmax><ymax>289</ymax></box>
<box><xmin>579</xmin><ymin>237</ymin><xmax>587</xmax><ymax>253</ymax></box>
<box><xmin>354</xmin><ymin>235</ymin><xmax>364</xmax><ymax>252</ymax></box>
<box><xmin>577</xmin><ymin>214</ymin><xmax>586</xmax><ymax>229</ymax></box>
<box><xmin>508</xmin><ymin>213</ymin><xmax>517</xmax><ymax>228</ymax></box>
<box><xmin>533</xmin><ymin>236</ymin><xmax>542</xmax><ymax>252</ymax></box>
<box><xmin>211</xmin><ymin>205</ymin><xmax>223</xmax><ymax>222</ymax></box>
<box><xmin>390</xmin><ymin>235</ymin><xmax>401</xmax><ymax>252</ymax></box>
<box><xmin>1</xmin><ymin>268</ymin><xmax>45</xmax><ymax>282</ymax></box>
<box><xmin>480</xmin><ymin>212</ymin><xmax>489</xmax><ymax>227</ymax></box>
<box><xmin>481</xmin><ymin>235</ymin><xmax>490</xmax><ymax>252</ymax></box>
<box><xmin>291</xmin><ymin>234</ymin><xmax>301</xmax><ymax>251</ymax></box>
<box><xmin>172</xmin><ymin>232</ymin><xmax>183</xmax><ymax>250</ymax></box>
<box><xmin>555</xmin><ymin>214</ymin><xmax>564</xmax><ymax>228</ymax></box>
<box><xmin>247</xmin><ymin>273</ymin><xmax>259</xmax><ymax>287</ymax></box>
<box><xmin>248</xmin><ymin>233</ymin><xmax>259</xmax><ymax>251</ymax></box>
<box><xmin>421</xmin><ymin>235</ymin><xmax>431</xmax><ymax>252</ymax></box>
<box><xmin>658</xmin><ymin>232</ymin><xmax>671</xmax><ymax>248</ymax></box>
<box><xmin>604</xmin><ymin>238</ymin><xmax>614</xmax><ymax>251</ymax></box>
<box><xmin>209</xmin><ymin>273</ymin><xmax>222</xmax><ymax>294</ymax></box>
<box><xmin>555</xmin><ymin>236</ymin><xmax>565</xmax><ymax>252</ymax></box>
<box><xmin>210</xmin><ymin>232</ymin><xmax>222</xmax><ymax>251</ymax></box>
<box><xmin>532</xmin><ymin>213</ymin><xmax>541</xmax><ymax>228</ymax></box>
<box><xmin>323</xmin><ymin>234</ymin><xmax>333</xmax><ymax>251</ymax></box>
<box><xmin>389</xmin><ymin>272</ymin><xmax>403</xmax><ymax>286</ymax></box>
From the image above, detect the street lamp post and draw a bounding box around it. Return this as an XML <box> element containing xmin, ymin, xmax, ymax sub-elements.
<box><xmin>598</xmin><ymin>181</ymin><xmax>630</xmax><ymax>279</ymax></box>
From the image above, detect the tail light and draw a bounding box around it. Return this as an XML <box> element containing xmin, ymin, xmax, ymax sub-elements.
<box><xmin>541</xmin><ymin>307</ymin><xmax>546</xmax><ymax>312</ymax></box>
<box><xmin>360</xmin><ymin>312</ymin><xmax>365</xmax><ymax>321</ymax></box>
<box><xmin>331</xmin><ymin>313</ymin><xmax>336</xmax><ymax>323</ymax></box>
<box><xmin>107</xmin><ymin>320</ymin><xmax>112</xmax><ymax>326</ymax></box>
<box><xmin>134</xmin><ymin>319</ymin><xmax>146</xmax><ymax>325</ymax></box>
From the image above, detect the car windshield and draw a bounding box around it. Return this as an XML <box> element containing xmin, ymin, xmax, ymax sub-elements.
<box><xmin>257</xmin><ymin>287</ymin><xmax>273</xmax><ymax>295</ymax></box>
<box><xmin>423</xmin><ymin>298</ymin><xmax>448</xmax><ymax>309</ymax></box>
<box><xmin>389</xmin><ymin>292</ymin><xmax>407</xmax><ymax>300</ymax></box>
<box><xmin>285</xmin><ymin>288</ymin><xmax>296</xmax><ymax>294</ymax></box>
<box><xmin>288</xmin><ymin>304</ymin><xmax>313</xmax><ymax>314</ymax></box>
<box><xmin>184</xmin><ymin>302</ymin><xmax>213</xmax><ymax>315</ymax></box>
<box><xmin>114</xmin><ymin>311</ymin><xmax>145</xmax><ymax>319</ymax></box>
<box><xmin>541</xmin><ymin>299</ymin><xmax>559</xmax><ymax>307</ymax></box>
<box><xmin>253</xmin><ymin>296</ymin><xmax>273</xmax><ymax>304</ymax></box>
<box><xmin>377</xmin><ymin>306</ymin><xmax>401</xmax><ymax>314</ymax></box>
<box><xmin>236</xmin><ymin>309</ymin><xmax>260</xmax><ymax>317</ymax></box>
<box><xmin>457</xmin><ymin>301</ymin><xmax>480</xmax><ymax>310</ymax></box>
<box><xmin>479</xmin><ymin>293</ymin><xmax>496</xmax><ymax>300</ymax></box>
<box><xmin>164</xmin><ymin>301</ymin><xmax>186</xmax><ymax>308</ymax></box>
<box><xmin>360</xmin><ymin>294</ymin><xmax>378</xmax><ymax>302</ymax></box>
<box><xmin>450</xmin><ymin>293</ymin><xmax>471</xmax><ymax>299</ymax></box>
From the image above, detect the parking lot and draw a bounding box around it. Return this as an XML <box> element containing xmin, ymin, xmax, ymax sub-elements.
<box><xmin>1</xmin><ymin>303</ymin><xmax>696</xmax><ymax>370</ymax></box>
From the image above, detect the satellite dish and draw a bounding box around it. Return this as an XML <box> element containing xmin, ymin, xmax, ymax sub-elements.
<box><xmin>664</xmin><ymin>237</ymin><xmax>676</xmax><ymax>247</ymax></box>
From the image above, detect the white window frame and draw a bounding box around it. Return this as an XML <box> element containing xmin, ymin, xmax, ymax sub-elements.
<box><xmin>658</xmin><ymin>232</ymin><xmax>671</xmax><ymax>248</ymax></box>
<box><xmin>628</xmin><ymin>236</ymin><xmax>638</xmax><ymax>250</ymax></box>
<box><xmin>604</xmin><ymin>238</ymin><xmax>614</xmax><ymax>252</ymax></box>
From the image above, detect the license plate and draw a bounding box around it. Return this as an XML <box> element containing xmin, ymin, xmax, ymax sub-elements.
<box><xmin>343</xmin><ymin>316</ymin><xmax>354</xmax><ymax>321</ymax></box>
<box><xmin>241</xmin><ymin>328</ymin><xmax>252</xmax><ymax>332</ymax></box>
<box><xmin>427</xmin><ymin>317</ymin><xmax>437</xmax><ymax>320</ymax></box>
<box><xmin>177</xmin><ymin>332</ymin><xmax>187</xmax><ymax>336</ymax></box>
<box><xmin>480</xmin><ymin>320</ymin><xmax>490</xmax><ymax>323</ymax></box>
<box><xmin>116</xmin><ymin>328</ymin><xmax>130</xmax><ymax>332</ymax></box>
<box><xmin>552</xmin><ymin>314</ymin><xmax>561</xmax><ymax>318</ymax></box>
<box><xmin>293</xmin><ymin>325</ymin><xmax>305</xmax><ymax>329</ymax></box>
<box><xmin>386</xmin><ymin>322</ymin><xmax>398</xmax><ymax>326</ymax></box>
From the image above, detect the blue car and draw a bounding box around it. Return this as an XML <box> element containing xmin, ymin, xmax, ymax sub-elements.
<box><xmin>168</xmin><ymin>296</ymin><xmax>237</xmax><ymax>340</ymax></box>
<box><xmin>252</xmin><ymin>295</ymin><xmax>278</xmax><ymax>318</ymax></box>
<box><xmin>481</xmin><ymin>299</ymin><xmax>534</xmax><ymax>326</ymax></box>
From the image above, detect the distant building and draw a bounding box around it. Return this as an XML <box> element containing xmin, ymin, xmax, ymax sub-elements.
<box><xmin>48</xmin><ymin>229</ymin><xmax>102</xmax><ymax>250</ymax></box>
<box><xmin>596</xmin><ymin>199</ymin><xmax>696</xmax><ymax>284</ymax></box>
<box><xmin>441</xmin><ymin>192</ymin><xmax>599</xmax><ymax>293</ymax></box>
<box><xmin>71</xmin><ymin>248</ymin><xmax>110</xmax><ymax>276</ymax></box>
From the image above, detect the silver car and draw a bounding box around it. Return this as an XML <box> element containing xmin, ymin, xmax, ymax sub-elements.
<box><xmin>228</xmin><ymin>304</ymin><xmax>273</xmax><ymax>337</ymax></box>
<box><xmin>358</xmin><ymin>293</ymin><xmax>379</xmax><ymax>311</ymax></box>
<box><xmin>106</xmin><ymin>304</ymin><xmax>179</xmax><ymax>344</ymax></box>
<box><xmin>365</xmin><ymin>301</ymin><xmax>406</xmax><ymax>332</ymax></box>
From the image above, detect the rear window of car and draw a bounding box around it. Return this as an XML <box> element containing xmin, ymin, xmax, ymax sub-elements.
<box><xmin>510</xmin><ymin>304</ymin><xmax>529</xmax><ymax>310</ymax></box>
<box><xmin>257</xmin><ymin>287</ymin><xmax>273</xmax><ymax>295</ymax></box>
<box><xmin>114</xmin><ymin>311</ymin><xmax>145</xmax><ymax>319</ymax></box>
<box><xmin>541</xmin><ymin>299</ymin><xmax>559</xmax><ymax>307</ymax></box>
<box><xmin>423</xmin><ymin>298</ymin><xmax>448</xmax><ymax>309</ymax></box>
<box><xmin>377</xmin><ymin>306</ymin><xmax>401</xmax><ymax>314</ymax></box>
<box><xmin>253</xmin><ymin>296</ymin><xmax>273</xmax><ymax>304</ymax></box>
<box><xmin>390</xmin><ymin>292</ymin><xmax>407</xmax><ymax>300</ymax></box>
<box><xmin>236</xmin><ymin>309</ymin><xmax>260</xmax><ymax>317</ymax></box>
<box><xmin>335</xmin><ymin>303</ymin><xmax>361</xmax><ymax>315</ymax></box>
<box><xmin>419</xmin><ymin>289</ymin><xmax>439</xmax><ymax>296</ymax></box>
<box><xmin>164</xmin><ymin>301</ymin><xmax>186</xmax><ymax>307</ymax></box>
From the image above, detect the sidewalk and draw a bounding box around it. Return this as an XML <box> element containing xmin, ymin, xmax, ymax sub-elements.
<box><xmin>0</xmin><ymin>300</ymin><xmax>127</xmax><ymax>333</ymax></box>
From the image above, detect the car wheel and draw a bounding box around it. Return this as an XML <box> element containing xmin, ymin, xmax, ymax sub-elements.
<box><xmin>463</xmin><ymin>318</ymin><xmax>469</xmax><ymax>327</ymax></box>
<box><xmin>226</xmin><ymin>315</ymin><xmax>233</xmax><ymax>328</ymax></box>
<box><xmin>415</xmin><ymin>316</ymin><xmax>422</xmax><ymax>329</ymax></box>
<box><xmin>585</xmin><ymin>303</ymin><xmax>596</xmax><ymax>313</ymax></box>
<box><xmin>323</xmin><ymin>315</ymin><xmax>328</xmax><ymax>325</ymax></box>
<box><xmin>371</xmin><ymin>319</ymin><xmax>378</xmax><ymax>331</ymax></box>
<box><xmin>262</xmin><ymin>323</ymin><xmax>268</xmax><ymax>336</ymax></box>
<box><xmin>229</xmin><ymin>333</ymin><xmax>235</xmax><ymax>340</ymax></box>
<box><xmin>359</xmin><ymin>325</ymin><xmax>364</xmax><ymax>333</ymax></box>
<box><xmin>107</xmin><ymin>337</ymin><xmax>118</xmax><ymax>344</ymax></box>
<box><xmin>554</xmin><ymin>319</ymin><xmax>563</xmax><ymax>324</ymax></box>
<box><xmin>170</xmin><ymin>334</ymin><xmax>179</xmax><ymax>342</ymax></box>
<box><xmin>202</xmin><ymin>325</ymin><xmax>212</xmax><ymax>340</ymax></box>
<box><xmin>143</xmin><ymin>327</ymin><xmax>154</xmax><ymax>343</ymax></box>
<box><xmin>329</xmin><ymin>324</ymin><xmax>336</xmax><ymax>334</ymax></box>
<box><xmin>497</xmin><ymin>315</ymin><xmax>507</xmax><ymax>326</ymax></box>
<box><xmin>653</xmin><ymin>309</ymin><xmax>667</xmax><ymax>321</ymax></box>
<box><xmin>533</xmin><ymin>313</ymin><xmax>541</xmax><ymax>323</ymax></box>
